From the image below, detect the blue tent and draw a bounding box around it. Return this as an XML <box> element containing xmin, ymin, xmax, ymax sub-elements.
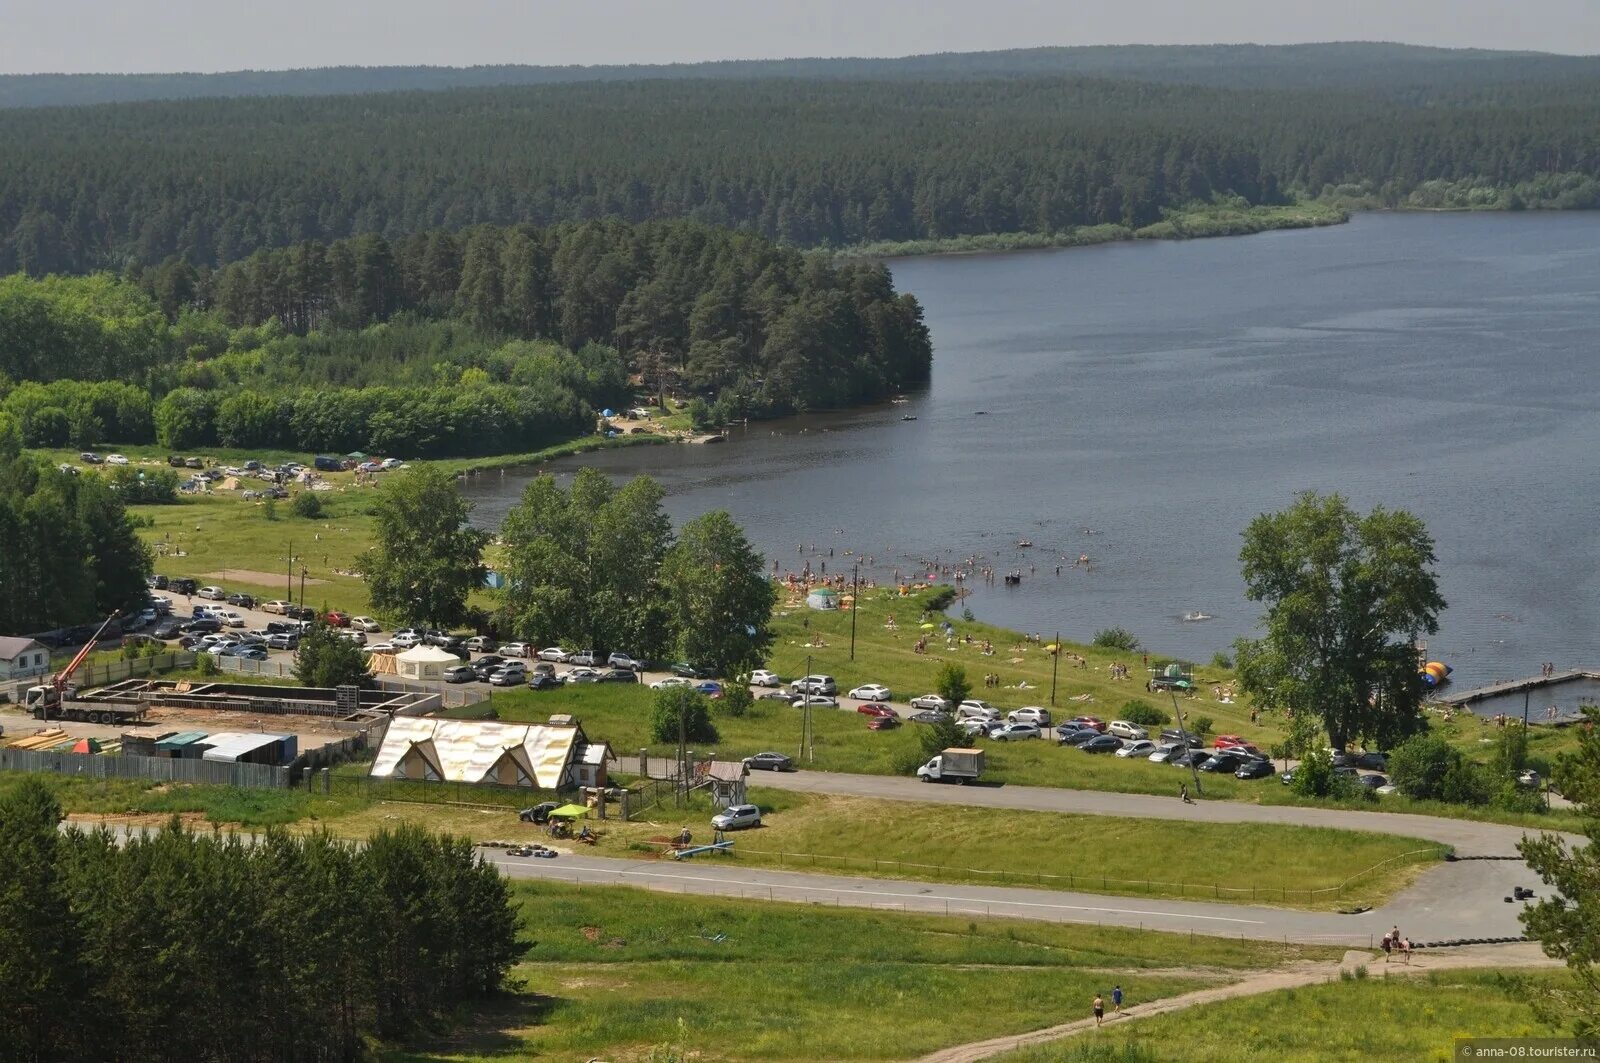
<box><xmin>600</xmin><ymin>408</ymin><xmax>616</xmax><ymax>418</ymax></box>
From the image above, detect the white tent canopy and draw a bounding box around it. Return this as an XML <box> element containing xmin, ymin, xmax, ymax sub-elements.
<box><xmin>395</xmin><ymin>644</ymin><xmax>460</xmax><ymax>681</ymax></box>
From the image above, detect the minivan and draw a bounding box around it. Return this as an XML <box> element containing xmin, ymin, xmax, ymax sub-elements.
<box><xmin>313</xmin><ymin>455</ymin><xmax>344</xmax><ymax>472</ymax></box>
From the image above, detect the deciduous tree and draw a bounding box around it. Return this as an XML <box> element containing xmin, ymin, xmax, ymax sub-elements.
<box><xmin>361</xmin><ymin>467</ymin><xmax>487</xmax><ymax>629</ymax></box>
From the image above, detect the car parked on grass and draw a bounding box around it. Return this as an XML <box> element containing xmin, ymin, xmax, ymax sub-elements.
<box><xmin>442</xmin><ymin>665</ymin><xmax>477</xmax><ymax>684</ymax></box>
<box><xmin>909</xmin><ymin>693</ymin><xmax>950</xmax><ymax>712</ymax></box>
<box><xmin>1234</xmin><ymin>758</ymin><xmax>1276</xmax><ymax>780</ymax></box>
<box><xmin>1079</xmin><ymin>734</ymin><xmax>1124</xmax><ymax>754</ymax></box>
<box><xmin>1107</xmin><ymin>720</ymin><xmax>1148</xmax><ymax>741</ymax></box>
<box><xmin>743</xmin><ymin>752</ymin><xmax>794</xmax><ymax>772</ymax></box>
<box><xmin>1200</xmin><ymin>751</ymin><xmax>1250</xmax><ymax>773</ymax></box>
<box><xmin>1116</xmin><ymin>740</ymin><xmax>1158</xmax><ymax>758</ymax></box>
<box><xmin>848</xmin><ymin>683</ymin><xmax>892</xmax><ymax>702</ymax></box>
<box><xmin>989</xmin><ymin>722</ymin><xmax>1041</xmax><ymax>741</ymax></box>
<box><xmin>197</xmin><ymin>585</ymin><xmax>226</xmax><ymax>600</ymax></box>
<box><xmin>789</xmin><ymin>674</ymin><xmax>836</xmax><ymax>694</ymax></box>
<box><xmin>106</xmin><ymin>453</ymin><xmax>129</xmax><ymax>466</ymax></box>
<box><xmin>856</xmin><ymin>704</ymin><xmax>897</xmax><ymax>719</ymax></box>
<box><xmin>748</xmin><ymin>668</ymin><xmax>781</xmax><ymax>687</ymax></box>
<box><xmin>791</xmin><ymin>694</ymin><xmax>838</xmax><ymax>708</ymax></box>
<box><xmin>867</xmin><ymin>715</ymin><xmax>900</xmax><ymax>731</ymax></box>
<box><xmin>711</xmin><ymin>804</ymin><xmax>761</xmax><ymax>831</ymax></box>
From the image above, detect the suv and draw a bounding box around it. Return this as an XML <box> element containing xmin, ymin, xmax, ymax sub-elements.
<box><xmin>956</xmin><ymin>700</ymin><xmax>1000</xmax><ymax>722</ymax></box>
<box><xmin>197</xmin><ymin>586</ymin><xmax>226</xmax><ymax>600</ymax></box>
<box><xmin>788</xmin><ymin>674</ymin><xmax>836</xmax><ymax>695</ymax></box>
<box><xmin>1008</xmin><ymin>707</ymin><xmax>1052</xmax><ymax>726</ymax></box>
<box><xmin>567</xmin><ymin>649</ymin><xmax>599</xmax><ymax>667</ymax></box>
<box><xmin>170</xmin><ymin>578</ymin><xmax>197</xmax><ymax>595</ymax></box>
<box><xmin>607</xmin><ymin>652</ymin><xmax>648</xmax><ymax>671</ymax></box>
<box><xmin>266</xmin><ymin>632</ymin><xmax>300</xmax><ymax>651</ymax></box>
<box><xmin>710</xmin><ymin>804</ymin><xmax>762</xmax><ymax>831</ymax></box>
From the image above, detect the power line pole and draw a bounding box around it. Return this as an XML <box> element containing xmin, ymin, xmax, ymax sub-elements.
<box><xmin>1168</xmin><ymin>688</ymin><xmax>1204</xmax><ymax>797</ymax></box>
<box><xmin>849</xmin><ymin>563</ymin><xmax>859</xmax><ymax>661</ymax></box>
<box><xmin>1049</xmin><ymin>630</ymin><xmax>1061</xmax><ymax>707</ymax></box>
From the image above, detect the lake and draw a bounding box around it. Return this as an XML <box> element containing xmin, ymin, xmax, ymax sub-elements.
<box><xmin>462</xmin><ymin>212</ymin><xmax>1600</xmax><ymax>691</ymax></box>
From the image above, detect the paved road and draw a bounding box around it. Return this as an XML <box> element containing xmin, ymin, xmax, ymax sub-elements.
<box><xmin>479</xmin><ymin>847</ymin><xmax>1538</xmax><ymax>947</ymax></box>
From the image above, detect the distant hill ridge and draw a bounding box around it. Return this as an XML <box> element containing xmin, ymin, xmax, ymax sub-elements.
<box><xmin>6</xmin><ymin>41</ymin><xmax>1600</xmax><ymax>108</ymax></box>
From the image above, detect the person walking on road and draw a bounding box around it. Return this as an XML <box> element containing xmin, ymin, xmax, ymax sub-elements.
<box><xmin>1092</xmin><ymin>994</ymin><xmax>1104</xmax><ymax>1027</ymax></box>
<box><xmin>1112</xmin><ymin>985</ymin><xmax>1123</xmax><ymax>1015</ymax></box>
<box><xmin>1180</xmin><ymin>783</ymin><xmax>1192</xmax><ymax>804</ymax></box>
<box><xmin>1381</xmin><ymin>931</ymin><xmax>1393</xmax><ymax>962</ymax></box>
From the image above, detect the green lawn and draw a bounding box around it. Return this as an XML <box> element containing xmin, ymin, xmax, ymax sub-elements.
<box><xmin>383</xmin><ymin>881</ymin><xmax>1338</xmax><ymax>1063</ymax></box>
<box><xmin>1</xmin><ymin>772</ymin><xmax>368</xmax><ymax>828</ymax></box>
<box><xmin>989</xmin><ymin>970</ymin><xmax>1569</xmax><ymax>1063</ymax></box>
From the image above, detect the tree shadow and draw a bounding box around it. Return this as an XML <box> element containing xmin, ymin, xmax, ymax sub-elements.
<box><xmin>387</xmin><ymin>991</ymin><xmax>560</xmax><ymax>1061</ymax></box>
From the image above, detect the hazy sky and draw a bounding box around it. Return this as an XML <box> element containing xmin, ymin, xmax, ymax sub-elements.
<box><xmin>3</xmin><ymin>0</ymin><xmax>1599</xmax><ymax>74</ymax></box>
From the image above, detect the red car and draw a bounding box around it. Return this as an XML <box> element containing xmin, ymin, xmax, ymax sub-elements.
<box><xmin>1070</xmin><ymin>715</ymin><xmax>1106</xmax><ymax>732</ymax></box>
<box><xmin>867</xmin><ymin>715</ymin><xmax>901</xmax><ymax>730</ymax></box>
<box><xmin>857</xmin><ymin>704</ymin><xmax>897</xmax><ymax>719</ymax></box>
<box><xmin>1213</xmin><ymin>734</ymin><xmax>1249</xmax><ymax>750</ymax></box>
<box><xmin>324</xmin><ymin>611</ymin><xmax>351</xmax><ymax>627</ymax></box>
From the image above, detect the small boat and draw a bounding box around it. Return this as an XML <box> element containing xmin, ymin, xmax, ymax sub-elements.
<box><xmin>1182</xmin><ymin>611</ymin><xmax>1213</xmax><ymax>622</ymax></box>
<box><xmin>974</xmin><ymin>411</ymin><xmax>988</xmax><ymax>416</ymax></box>
<box><xmin>1003</xmin><ymin>572</ymin><xmax>1022</xmax><ymax>586</ymax></box>
<box><xmin>1016</xmin><ymin>539</ymin><xmax>1032</xmax><ymax>548</ymax></box>
<box><xmin>901</xmin><ymin>415</ymin><xmax>917</xmax><ymax>421</ymax></box>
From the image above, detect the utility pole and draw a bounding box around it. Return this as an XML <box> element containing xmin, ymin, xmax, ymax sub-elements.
<box><xmin>677</xmin><ymin>691</ymin><xmax>688</xmax><ymax>809</ymax></box>
<box><xmin>1049</xmin><ymin>630</ymin><xmax>1061</xmax><ymax>707</ymax></box>
<box><xmin>849</xmin><ymin>563</ymin><xmax>859</xmax><ymax>661</ymax></box>
<box><xmin>286</xmin><ymin>542</ymin><xmax>294</xmax><ymax>602</ymax></box>
<box><xmin>802</xmin><ymin>652</ymin><xmax>814</xmax><ymax>764</ymax></box>
<box><xmin>299</xmin><ymin>567</ymin><xmax>308</xmax><ymax>607</ymax></box>
<box><xmin>1523</xmin><ymin>688</ymin><xmax>1530</xmax><ymax>729</ymax></box>
<box><xmin>1168</xmin><ymin>688</ymin><xmax>1203</xmax><ymax>796</ymax></box>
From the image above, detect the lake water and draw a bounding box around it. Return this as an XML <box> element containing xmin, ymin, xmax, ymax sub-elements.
<box><xmin>462</xmin><ymin>212</ymin><xmax>1600</xmax><ymax>692</ymax></box>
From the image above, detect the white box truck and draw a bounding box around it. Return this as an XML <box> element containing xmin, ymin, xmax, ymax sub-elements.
<box><xmin>915</xmin><ymin>747</ymin><xmax>985</xmax><ymax>784</ymax></box>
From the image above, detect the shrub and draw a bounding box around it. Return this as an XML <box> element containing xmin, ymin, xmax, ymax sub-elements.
<box><xmin>1388</xmin><ymin>733</ymin><xmax>1456</xmax><ymax>801</ymax></box>
<box><xmin>923</xmin><ymin>586</ymin><xmax>958</xmax><ymax>611</ymax></box>
<box><xmin>1210</xmin><ymin>651</ymin><xmax>1234</xmax><ymax>670</ymax></box>
<box><xmin>650</xmin><ymin>687</ymin><xmax>719</xmax><ymax>744</ymax></box>
<box><xmin>261</xmin><ymin>498</ymin><xmax>278</xmax><ymax>521</ymax></box>
<box><xmin>1120</xmin><ymin>701</ymin><xmax>1169</xmax><ymax>727</ymax></box>
<box><xmin>196</xmin><ymin>651</ymin><xmax>218</xmax><ymax>676</ymax></box>
<box><xmin>935</xmin><ymin>661</ymin><xmax>971</xmax><ymax>710</ymax></box>
<box><xmin>293</xmin><ymin>620</ymin><xmax>369</xmax><ymax>688</ymax></box>
<box><xmin>919</xmin><ymin>714</ymin><xmax>971</xmax><ymax>758</ymax></box>
<box><xmin>1291</xmin><ymin>748</ymin><xmax>1361</xmax><ymax>799</ymax></box>
<box><xmin>1092</xmin><ymin>627</ymin><xmax>1140</xmax><ymax>651</ymax></box>
<box><xmin>718</xmin><ymin>684</ymin><xmax>752</xmax><ymax>719</ymax></box>
<box><xmin>1191</xmin><ymin>715</ymin><xmax>1214</xmax><ymax>738</ymax></box>
<box><xmin>1440</xmin><ymin>757</ymin><xmax>1490</xmax><ymax>806</ymax></box>
<box><xmin>290</xmin><ymin>492</ymin><xmax>324</xmax><ymax>519</ymax></box>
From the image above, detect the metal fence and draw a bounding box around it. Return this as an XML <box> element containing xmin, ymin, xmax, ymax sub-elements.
<box><xmin>0</xmin><ymin>747</ymin><xmax>289</xmax><ymax>788</ymax></box>
<box><xmin>67</xmin><ymin>652</ymin><xmax>199</xmax><ymax>689</ymax></box>
<box><xmin>215</xmin><ymin>655</ymin><xmax>294</xmax><ymax>680</ymax></box>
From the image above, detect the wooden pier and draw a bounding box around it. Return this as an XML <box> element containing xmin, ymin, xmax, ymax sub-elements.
<box><xmin>1431</xmin><ymin>668</ymin><xmax>1598</xmax><ymax>724</ymax></box>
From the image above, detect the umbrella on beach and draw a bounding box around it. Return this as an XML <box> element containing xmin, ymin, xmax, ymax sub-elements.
<box><xmin>920</xmin><ymin>622</ymin><xmax>935</xmax><ymax>630</ymax></box>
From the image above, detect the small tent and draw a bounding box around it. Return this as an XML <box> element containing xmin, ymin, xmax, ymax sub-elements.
<box><xmin>806</xmin><ymin>588</ymin><xmax>840</xmax><ymax>610</ymax></box>
<box><xmin>395</xmin><ymin>644</ymin><xmax>460</xmax><ymax>682</ymax></box>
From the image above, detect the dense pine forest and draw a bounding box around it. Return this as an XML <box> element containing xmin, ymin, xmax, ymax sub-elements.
<box><xmin>2</xmin><ymin>73</ymin><xmax>1598</xmax><ymax>274</ymax></box>
<box><xmin>0</xmin><ymin>220</ymin><xmax>932</xmax><ymax>455</ymax></box>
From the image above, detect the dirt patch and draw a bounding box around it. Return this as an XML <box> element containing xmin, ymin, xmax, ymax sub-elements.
<box><xmin>200</xmin><ymin>569</ymin><xmax>329</xmax><ymax>587</ymax></box>
<box><xmin>66</xmin><ymin>810</ymin><xmax>220</xmax><ymax>830</ymax></box>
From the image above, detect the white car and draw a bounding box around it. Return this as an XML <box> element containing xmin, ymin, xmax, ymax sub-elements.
<box><xmin>351</xmin><ymin>616</ymin><xmax>382</xmax><ymax>633</ymax></box>
<box><xmin>988</xmin><ymin>722</ymin><xmax>1041</xmax><ymax>741</ymax></box>
<box><xmin>710</xmin><ymin>804</ymin><xmax>762</xmax><ymax>831</ymax></box>
<box><xmin>1147</xmin><ymin>742</ymin><xmax>1189</xmax><ymax>763</ymax></box>
<box><xmin>500</xmin><ymin>642</ymin><xmax>534</xmax><ymax>658</ymax></box>
<box><xmin>217</xmin><ymin>610</ymin><xmax>246</xmax><ymax>628</ymax></box>
<box><xmin>651</xmin><ymin>676</ymin><xmax>694</xmax><ymax>689</ymax></box>
<box><xmin>391</xmin><ymin>631</ymin><xmax>421</xmax><ymax>649</ymax></box>
<box><xmin>106</xmin><ymin>453</ymin><xmax>129</xmax><ymax>465</ymax></box>
<box><xmin>956</xmin><ymin>700</ymin><xmax>1001</xmax><ymax>722</ymax></box>
<box><xmin>848</xmin><ymin>683</ymin><xmax>892</xmax><ymax>702</ymax></box>
<box><xmin>366</xmin><ymin>641</ymin><xmax>397</xmax><ymax>653</ymax></box>
<box><xmin>791</xmin><ymin>694</ymin><xmax>838</xmax><ymax>708</ymax></box>
<box><xmin>749</xmin><ymin>669</ymin><xmax>782</xmax><ymax>688</ymax></box>
<box><xmin>1116</xmin><ymin>740</ymin><xmax>1158</xmax><ymax>758</ymax></box>
<box><xmin>465</xmin><ymin>635</ymin><xmax>495</xmax><ymax>652</ymax></box>
<box><xmin>567</xmin><ymin>650</ymin><xmax>599</xmax><ymax>666</ymax></box>
<box><xmin>1008</xmin><ymin>707</ymin><xmax>1052</xmax><ymax>726</ymax></box>
<box><xmin>535</xmin><ymin>646</ymin><xmax>568</xmax><ymax>662</ymax></box>
<box><xmin>262</xmin><ymin>600</ymin><xmax>292</xmax><ymax>614</ymax></box>
<box><xmin>1107</xmin><ymin>720</ymin><xmax>1148</xmax><ymax>741</ymax></box>
<box><xmin>338</xmin><ymin>629</ymin><xmax>367</xmax><ymax>645</ymax></box>
<box><xmin>562</xmin><ymin>667</ymin><xmax>601</xmax><ymax>684</ymax></box>
<box><xmin>197</xmin><ymin>585</ymin><xmax>226</xmax><ymax>600</ymax></box>
<box><xmin>909</xmin><ymin>693</ymin><xmax>949</xmax><ymax>712</ymax></box>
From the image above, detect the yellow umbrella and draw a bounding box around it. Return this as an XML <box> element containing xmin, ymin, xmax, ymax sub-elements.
<box><xmin>1044</xmin><ymin>643</ymin><xmax>1061</xmax><ymax>652</ymax></box>
<box><xmin>920</xmin><ymin>622</ymin><xmax>936</xmax><ymax>630</ymax></box>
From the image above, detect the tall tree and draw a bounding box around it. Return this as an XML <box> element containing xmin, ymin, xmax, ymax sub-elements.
<box><xmin>1234</xmin><ymin>491</ymin><xmax>1444</xmax><ymax>751</ymax></box>
<box><xmin>361</xmin><ymin>467</ymin><xmax>488</xmax><ymax>629</ymax></box>
<box><xmin>658</xmin><ymin>510</ymin><xmax>776</xmax><ymax>676</ymax></box>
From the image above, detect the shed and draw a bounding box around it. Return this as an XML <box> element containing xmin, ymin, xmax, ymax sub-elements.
<box><xmin>395</xmin><ymin>645</ymin><xmax>460</xmax><ymax>682</ymax></box>
<box><xmin>155</xmin><ymin>730</ymin><xmax>212</xmax><ymax>758</ymax></box>
<box><xmin>201</xmin><ymin>732</ymin><xmax>298</xmax><ymax>765</ymax></box>
<box><xmin>0</xmin><ymin>637</ymin><xmax>51</xmax><ymax>681</ymax></box>
<box><xmin>699</xmin><ymin>759</ymin><xmax>749</xmax><ymax>805</ymax></box>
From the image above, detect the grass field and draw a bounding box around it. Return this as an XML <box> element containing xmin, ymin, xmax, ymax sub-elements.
<box><xmin>989</xmin><ymin>970</ymin><xmax>1568</xmax><ymax>1063</ymax></box>
<box><xmin>382</xmin><ymin>881</ymin><xmax>1340</xmax><ymax>1063</ymax></box>
<box><xmin>1</xmin><ymin>771</ymin><xmax>367</xmax><ymax>828</ymax></box>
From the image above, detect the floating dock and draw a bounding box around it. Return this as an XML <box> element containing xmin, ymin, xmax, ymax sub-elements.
<box><xmin>1432</xmin><ymin>668</ymin><xmax>1598</xmax><ymax>725</ymax></box>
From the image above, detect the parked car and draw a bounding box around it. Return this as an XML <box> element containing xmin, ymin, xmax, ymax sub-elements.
<box><xmin>568</xmin><ymin>650</ymin><xmax>599</xmax><ymax>667</ymax></box>
<box><xmin>518</xmin><ymin>802</ymin><xmax>560</xmax><ymax>824</ymax></box>
<box><xmin>1359</xmin><ymin>773</ymin><xmax>1389</xmax><ymax>790</ymax></box>
<box><xmin>1008</xmin><ymin>707</ymin><xmax>1052</xmax><ymax>726</ymax></box>
<box><xmin>80</xmin><ymin>451</ymin><xmax>102</xmax><ymax>464</ymax></box>
<box><xmin>1234</xmin><ymin>758</ymin><xmax>1276</xmax><ymax>780</ymax></box>
<box><xmin>856</xmin><ymin>704</ymin><xmax>897</xmax><ymax>719</ymax></box>
<box><xmin>442</xmin><ymin>665</ymin><xmax>477</xmax><ymax>684</ymax></box>
<box><xmin>197</xmin><ymin>585</ymin><xmax>226</xmax><ymax>600</ymax></box>
<box><xmin>748</xmin><ymin>668</ymin><xmax>781</xmax><ymax>687</ymax></box>
<box><xmin>695</xmin><ymin>680</ymin><xmax>724</xmax><ymax>698</ymax></box>
<box><xmin>527</xmin><ymin>673</ymin><xmax>563</xmax><ymax>691</ymax></box>
<box><xmin>391</xmin><ymin>631</ymin><xmax>421</xmax><ymax>649</ymax></box>
<box><xmin>533</xmin><ymin>645</ymin><xmax>566</xmax><ymax>661</ymax></box>
<box><xmin>867</xmin><ymin>715</ymin><xmax>901</xmax><ymax>731</ymax></box>
<box><xmin>338</xmin><ymin>630</ymin><xmax>367</xmax><ymax>646</ymax></box>
<box><xmin>1057</xmin><ymin>727</ymin><xmax>1099</xmax><ymax>747</ymax></box>
<box><xmin>960</xmin><ymin>718</ymin><xmax>1004</xmax><ymax>738</ymax></box>
<box><xmin>789</xmin><ymin>674</ymin><xmax>836</xmax><ymax>694</ymax></box>
<box><xmin>1107</xmin><ymin>720</ymin><xmax>1148</xmax><ymax>741</ymax></box>
<box><xmin>216</xmin><ymin>610</ymin><xmax>246</xmax><ymax>628</ymax></box>
<box><xmin>350</xmin><ymin>616</ymin><xmax>382</xmax><ymax>633</ymax></box>
<box><xmin>1200</xmin><ymin>751</ymin><xmax>1249</xmax><ymax>773</ymax></box>
<box><xmin>1079</xmin><ymin>734</ymin><xmax>1124</xmax><ymax>754</ymax></box>
<box><xmin>1116</xmin><ymin>739</ymin><xmax>1158</xmax><ymax>758</ymax></box>
<box><xmin>152</xmin><ymin>621</ymin><xmax>183</xmax><ymax>640</ymax></box>
<box><xmin>710</xmin><ymin>804</ymin><xmax>762</xmax><ymax>831</ymax></box>
<box><xmin>169</xmin><ymin>578</ymin><xmax>197</xmax><ymax>595</ymax></box>
<box><xmin>488</xmin><ymin>664</ymin><xmax>528</xmax><ymax>686</ymax></box>
<box><xmin>562</xmin><ymin>667</ymin><xmax>602</xmax><ymax>684</ymax></box>
<box><xmin>652</xmin><ymin>676</ymin><xmax>694</xmax><ymax>689</ymax></box>
<box><xmin>609</xmin><ymin>652</ymin><xmax>650</xmax><ymax>671</ymax></box>
<box><xmin>1147</xmin><ymin>742</ymin><xmax>1190</xmax><ymax>763</ymax></box>
<box><xmin>989</xmin><ymin>722</ymin><xmax>1041</xmax><ymax>741</ymax></box>
<box><xmin>180</xmin><ymin>617</ymin><xmax>221</xmax><ymax>634</ymax></box>
<box><xmin>909</xmin><ymin>693</ymin><xmax>950</xmax><ymax>712</ymax></box>
<box><xmin>1159</xmin><ymin>728</ymin><xmax>1203</xmax><ymax>746</ymax></box>
<box><xmin>324</xmin><ymin>611</ymin><xmax>351</xmax><ymax>627</ymax></box>
<box><xmin>1169</xmin><ymin>749</ymin><xmax>1214</xmax><ymax>769</ymax></box>
<box><xmin>262</xmin><ymin>599</ymin><xmax>293</xmax><ymax>614</ymax></box>
<box><xmin>284</xmin><ymin>605</ymin><xmax>316</xmax><ymax>621</ymax></box>
<box><xmin>743</xmin><ymin>752</ymin><xmax>795</xmax><ymax>772</ymax></box>
<box><xmin>791</xmin><ymin>694</ymin><xmax>838</xmax><ymax>708</ymax></box>
<box><xmin>758</xmin><ymin>689</ymin><xmax>794</xmax><ymax>701</ymax></box>
<box><xmin>1354</xmin><ymin>751</ymin><xmax>1389</xmax><ymax>770</ymax></box>
<box><xmin>1069</xmin><ymin>715</ymin><xmax>1107</xmax><ymax>732</ymax></box>
<box><xmin>595</xmin><ymin>668</ymin><xmax>639</xmax><ymax>684</ymax></box>
<box><xmin>470</xmin><ymin>653</ymin><xmax>506</xmax><ymax>676</ymax></box>
<box><xmin>230</xmin><ymin>645</ymin><xmax>269</xmax><ymax>661</ymax></box>
<box><xmin>848</xmin><ymin>683</ymin><xmax>892</xmax><ymax>702</ymax></box>
<box><xmin>266</xmin><ymin>632</ymin><xmax>300</xmax><ymax>651</ymax></box>
<box><xmin>147</xmin><ymin>574</ymin><xmax>170</xmax><ymax>589</ymax></box>
<box><xmin>225</xmin><ymin>592</ymin><xmax>256</xmax><ymax>608</ymax></box>
<box><xmin>908</xmin><ymin>710</ymin><xmax>948</xmax><ymax>724</ymax></box>
<box><xmin>465</xmin><ymin>635</ymin><xmax>495</xmax><ymax>652</ymax></box>
<box><xmin>673</xmin><ymin>661</ymin><xmax>714</xmax><ymax>679</ymax></box>
<box><xmin>1213</xmin><ymin>734</ymin><xmax>1249</xmax><ymax>751</ymax></box>
<box><xmin>956</xmin><ymin>700</ymin><xmax>1001</xmax><ymax>721</ymax></box>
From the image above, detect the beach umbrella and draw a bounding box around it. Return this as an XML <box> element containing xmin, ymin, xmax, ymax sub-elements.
<box><xmin>919</xmin><ymin>622</ymin><xmax>935</xmax><ymax>630</ymax></box>
<box><xmin>1044</xmin><ymin>643</ymin><xmax>1060</xmax><ymax>652</ymax></box>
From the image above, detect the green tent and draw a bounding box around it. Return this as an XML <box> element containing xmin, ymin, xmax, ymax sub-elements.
<box><xmin>546</xmin><ymin>803</ymin><xmax>590</xmax><ymax>820</ymax></box>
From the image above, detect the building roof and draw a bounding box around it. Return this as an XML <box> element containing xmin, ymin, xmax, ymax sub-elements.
<box><xmin>576</xmin><ymin>742</ymin><xmax>613</xmax><ymax>767</ymax></box>
<box><xmin>156</xmin><ymin>730</ymin><xmax>210</xmax><ymax>749</ymax></box>
<box><xmin>201</xmin><ymin>732</ymin><xmax>290</xmax><ymax>762</ymax></box>
<box><xmin>370</xmin><ymin>717</ymin><xmax>588</xmax><ymax>788</ymax></box>
<box><xmin>0</xmin><ymin>636</ymin><xmax>46</xmax><ymax>659</ymax></box>
<box><xmin>396</xmin><ymin>645</ymin><xmax>461</xmax><ymax>663</ymax></box>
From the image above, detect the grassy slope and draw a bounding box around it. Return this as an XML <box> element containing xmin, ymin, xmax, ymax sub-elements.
<box><xmin>989</xmin><ymin>970</ymin><xmax>1568</xmax><ymax>1063</ymax></box>
<box><xmin>384</xmin><ymin>881</ymin><xmax>1340</xmax><ymax>1063</ymax></box>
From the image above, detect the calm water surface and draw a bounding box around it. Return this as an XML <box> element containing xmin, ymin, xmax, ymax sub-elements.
<box><xmin>463</xmin><ymin>213</ymin><xmax>1600</xmax><ymax>690</ymax></box>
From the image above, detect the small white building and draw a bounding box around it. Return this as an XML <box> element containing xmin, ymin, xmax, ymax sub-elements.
<box><xmin>0</xmin><ymin>637</ymin><xmax>51</xmax><ymax>682</ymax></box>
